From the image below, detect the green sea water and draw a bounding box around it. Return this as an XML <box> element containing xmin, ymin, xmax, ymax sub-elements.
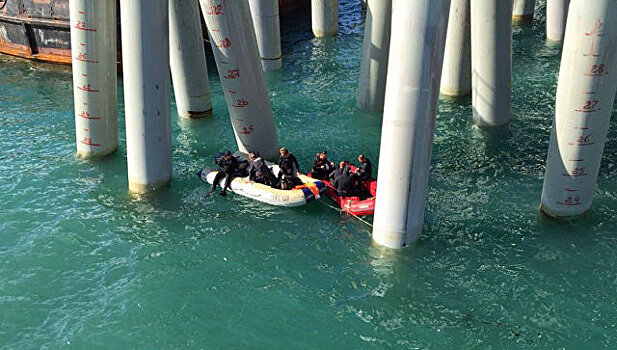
<box><xmin>2</xmin><ymin>1</ymin><xmax>617</xmax><ymax>348</ymax></box>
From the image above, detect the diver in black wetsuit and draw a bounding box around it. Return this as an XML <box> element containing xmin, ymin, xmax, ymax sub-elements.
<box><xmin>311</xmin><ymin>150</ymin><xmax>335</xmax><ymax>180</ymax></box>
<box><xmin>247</xmin><ymin>151</ymin><xmax>277</xmax><ymax>187</ymax></box>
<box><xmin>278</xmin><ymin>147</ymin><xmax>302</xmax><ymax>190</ymax></box>
<box><xmin>329</xmin><ymin>161</ymin><xmax>348</xmax><ymax>182</ymax></box>
<box><xmin>331</xmin><ymin>162</ymin><xmax>353</xmax><ymax>196</ymax></box>
<box><xmin>355</xmin><ymin>154</ymin><xmax>372</xmax><ymax>181</ymax></box>
<box><xmin>210</xmin><ymin>150</ymin><xmax>239</xmax><ymax>197</ymax></box>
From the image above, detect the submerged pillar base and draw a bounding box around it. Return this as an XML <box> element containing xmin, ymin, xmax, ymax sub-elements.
<box><xmin>180</xmin><ymin>108</ymin><xmax>214</xmax><ymax>120</ymax></box>
<box><xmin>129</xmin><ymin>179</ymin><xmax>171</xmax><ymax>194</ymax></box>
<box><xmin>372</xmin><ymin>228</ymin><xmax>407</xmax><ymax>250</ymax></box>
<box><xmin>512</xmin><ymin>14</ymin><xmax>533</xmax><ymax>22</ymax></box>
<box><xmin>440</xmin><ymin>86</ymin><xmax>471</xmax><ymax>98</ymax></box>
<box><xmin>539</xmin><ymin>204</ymin><xmax>589</xmax><ymax>220</ymax></box>
<box><xmin>77</xmin><ymin>147</ymin><xmax>118</xmax><ymax>159</ymax></box>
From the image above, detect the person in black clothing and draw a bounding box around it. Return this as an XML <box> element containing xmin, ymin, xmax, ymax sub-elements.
<box><xmin>355</xmin><ymin>154</ymin><xmax>372</xmax><ymax>181</ymax></box>
<box><xmin>311</xmin><ymin>150</ymin><xmax>335</xmax><ymax>180</ymax></box>
<box><xmin>278</xmin><ymin>147</ymin><xmax>302</xmax><ymax>190</ymax></box>
<box><xmin>210</xmin><ymin>150</ymin><xmax>239</xmax><ymax>196</ymax></box>
<box><xmin>329</xmin><ymin>161</ymin><xmax>348</xmax><ymax>182</ymax></box>
<box><xmin>247</xmin><ymin>151</ymin><xmax>277</xmax><ymax>187</ymax></box>
<box><xmin>331</xmin><ymin>162</ymin><xmax>353</xmax><ymax>196</ymax></box>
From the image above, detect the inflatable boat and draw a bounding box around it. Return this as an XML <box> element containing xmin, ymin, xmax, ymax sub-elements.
<box><xmin>323</xmin><ymin>179</ymin><xmax>376</xmax><ymax>216</ymax></box>
<box><xmin>309</xmin><ymin>164</ymin><xmax>377</xmax><ymax>216</ymax></box>
<box><xmin>198</xmin><ymin>155</ymin><xmax>327</xmax><ymax>207</ymax></box>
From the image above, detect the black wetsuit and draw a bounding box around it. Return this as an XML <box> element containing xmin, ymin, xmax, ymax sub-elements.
<box><xmin>311</xmin><ymin>154</ymin><xmax>334</xmax><ymax>180</ymax></box>
<box><xmin>332</xmin><ymin>169</ymin><xmax>353</xmax><ymax>196</ymax></box>
<box><xmin>212</xmin><ymin>156</ymin><xmax>239</xmax><ymax>192</ymax></box>
<box><xmin>248</xmin><ymin>157</ymin><xmax>277</xmax><ymax>187</ymax></box>
<box><xmin>278</xmin><ymin>153</ymin><xmax>302</xmax><ymax>189</ymax></box>
<box><xmin>329</xmin><ymin>167</ymin><xmax>347</xmax><ymax>182</ymax></box>
<box><xmin>356</xmin><ymin>158</ymin><xmax>372</xmax><ymax>181</ymax></box>
<box><xmin>279</xmin><ymin>153</ymin><xmax>300</xmax><ymax>177</ymax></box>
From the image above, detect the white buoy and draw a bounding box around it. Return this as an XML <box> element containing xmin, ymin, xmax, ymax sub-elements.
<box><xmin>471</xmin><ymin>0</ymin><xmax>513</xmax><ymax>127</ymax></box>
<box><xmin>199</xmin><ymin>0</ymin><xmax>279</xmax><ymax>159</ymax></box>
<box><xmin>120</xmin><ymin>0</ymin><xmax>172</xmax><ymax>193</ymax></box>
<box><xmin>546</xmin><ymin>0</ymin><xmax>570</xmax><ymax>42</ymax></box>
<box><xmin>541</xmin><ymin>0</ymin><xmax>617</xmax><ymax>218</ymax></box>
<box><xmin>169</xmin><ymin>0</ymin><xmax>212</xmax><ymax>119</ymax></box>
<box><xmin>512</xmin><ymin>0</ymin><xmax>535</xmax><ymax>22</ymax></box>
<box><xmin>70</xmin><ymin>0</ymin><xmax>117</xmax><ymax>158</ymax></box>
<box><xmin>372</xmin><ymin>0</ymin><xmax>450</xmax><ymax>249</ymax></box>
<box><xmin>356</xmin><ymin>0</ymin><xmax>392</xmax><ymax>112</ymax></box>
<box><xmin>248</xmin><ymin>0</ymin><xmax>282</xmax><ymax>71</ymax></box>
<box><xmin>311</xmin><ymin>0</ymin><xmax>338</xmax><ymax>37</ymax></box>
<box><xmin>440</xmin><ymin>0</ymin><xmax>471</xmax><ymax>97</ymax></box>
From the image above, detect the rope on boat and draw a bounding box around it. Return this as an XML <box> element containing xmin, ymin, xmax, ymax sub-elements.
<box><xmin>0</xmin><ymin>0</ymin><xmax>7</xmax><ymax>11</ymax></box>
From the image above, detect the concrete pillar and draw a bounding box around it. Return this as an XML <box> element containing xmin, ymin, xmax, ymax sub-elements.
<box><xmin>70</xmin><ymin>0</ymin><xmax>117</xmax><ymax>157</ymax></box>
<box><xmin>199</xmin><ymin>0</ymin><xmax>279</xmax><ymax>159</ymax></box>
<box><xmin>471</xmin><ymin>0</ymin><xmax>513</xmax><ymax>127</ymax></box>
<box><xmin>547</xmin><ymin>0</ymin><xmax>570</xmax><ymax>42</ymax></box>
<box><xmin>512</xmin><ymin>0</ymin><xmax>535</xmax><ymax>22</ymax></box>
<box><xmin>356</xmin><ymin>0</ymin><xmax>392</xmax><ymax>112</ymax></box>
<box><xmin>169</xmin><ymin>0</ymin><xmax>212</xmax><ymax>119</ymax></box>
<box><xmin>248</xmin><ymin>0</ymin><xmax>282</xmax><ymax>71</ymax></box>
<box><xmin>440</xmin><ymin>0</ymin><xmax>471</xmax><ymax>97</ymax></box>
<box><xmin>372</xmin><ymin>0</ymin><xmax>450</xmax><ymax>249</ymax></box>
<box><xmin>311</xmin><ymin>0</ymin><xmax>338</xmax><ymax>37</ymax></box>
<box><xmin>541</xmin><ymin>0</ymin><xmax>617</xmax><ymax>218</ymax></box>
<box><xmin>120</xmin><ymin>0</ymin><xmax>172</xmax><ymax>193</ymax></box>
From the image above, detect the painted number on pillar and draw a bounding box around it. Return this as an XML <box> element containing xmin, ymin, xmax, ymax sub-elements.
<box><xmin>240</xmin><ymin>125</ymin><xmax>255</xmax><ymax>135</ymax></box>
<box><xmin>77</xmin><ymin>84</ymin><xmax>99</xmax><ymax>93</ymax></box>
<box><xmin>207</xmin><ymin>4</ymin><xmax>224</xmax><ymax>15</ymax></box>
<box><xmin>586</xmin><ymin>64</ymin><xmax>608</xmax><ymax>76</ymax></box>
<box><xmin>557</xmin><ymin>196</ymin><xmax>582</xmax><ymax>206</ymax></box>
<box><xmin>224</xmin><ymin>69</ymin><xmax>240</xmax><ymax>79</ymax></box>
<box><xmin>575</xmin><ymin>100</ymin><xmax>600</xmax><ymax>113</ymax></box>
<box><xmin>233</xmin><ymin>99</ymin><xmax>249</xmax><ymax>108</ymax></box>
<box><xmin>217</xmin><ymin>38</ymin><xmax>232</xmax><ymax>48</ymax></box>
<box><xmin>563</xmin><ymin>167</ymin><xmax>588</xmax><ymax>177</ymax></box>
<box><xmin>76</xmin><ymin>49</ymin><xmax>98</xmax><ymax>64</ymax></box>
<box><xmin>74</xmin><ymin>11</ymin><xmax>97</xmax><ymax>32</ymax></box>
<box><xmin>568</xmin><ymin>134</ymin><xmax>594</xmax><ymax>146</ymax></box>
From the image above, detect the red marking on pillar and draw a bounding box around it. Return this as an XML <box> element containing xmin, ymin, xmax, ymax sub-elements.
<box><xmin>575</xmin><ymin>100</ymin><xmax>600</xmax><ymax>113</ymax></box>
<box><xmin>224</xmin><ymin>69</ymin><xmax>240</xmax><ymax>79</ymax></box>
<box><xmin>216</xmin><ymin>38</ymin><xmax>232</xmax><ymax>48</ymax></box>
<box><xmin>77</xmin><ymin>84</ymin><xmax>99</xmax><ymax>93</ymax></box>
<box><xmin>240</xmin><ymin>125</ymin><xmax>255</xmax><ymax>135</ymax></box>
<box><xmin>80</xmin><ymin>137</ymin><xmax>101</xmax><ymax>147</ymax></box>
<box><xmin>233</xmin><ymin>99</ymin><xmax>249</xmax><ymax>107</ymax></box>
<box><xmin>567</xmin><ymin>134</ymin><xmax>594</xmax><ymax>146</ymax></box>
<box><xmin>583</xmin><ymin>20</ymin><xmax>605</xmax><ymax>58</ymax></box>
<box><xmin>206</xmin><ymin>4</ymin><xmax>224</xmax><ymax>15</ymax></box>
<box><xmin>563</xmin><ymin>168</ymin><xmax>588</xmax><ymax>177</ymax></box>
<box><xmin>76</xmin><ymin>52</ymin><xmax>98</xmax><ymax>64</ymax></box>
<box><xmin>74</xmin><ymin>20</ymin><xmax>97</xmax><ymax>32</ymax></box>
<box><xmin>79</xmin><ymin>111</ymin><xmax>101</xmax><ymax>120</ymax></box>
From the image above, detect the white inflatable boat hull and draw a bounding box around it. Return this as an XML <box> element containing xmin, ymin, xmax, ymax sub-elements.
<box><xmin>199</xmin><ymin>165</ymin><xmax>327</xmax><ymax>207</ymax></box>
